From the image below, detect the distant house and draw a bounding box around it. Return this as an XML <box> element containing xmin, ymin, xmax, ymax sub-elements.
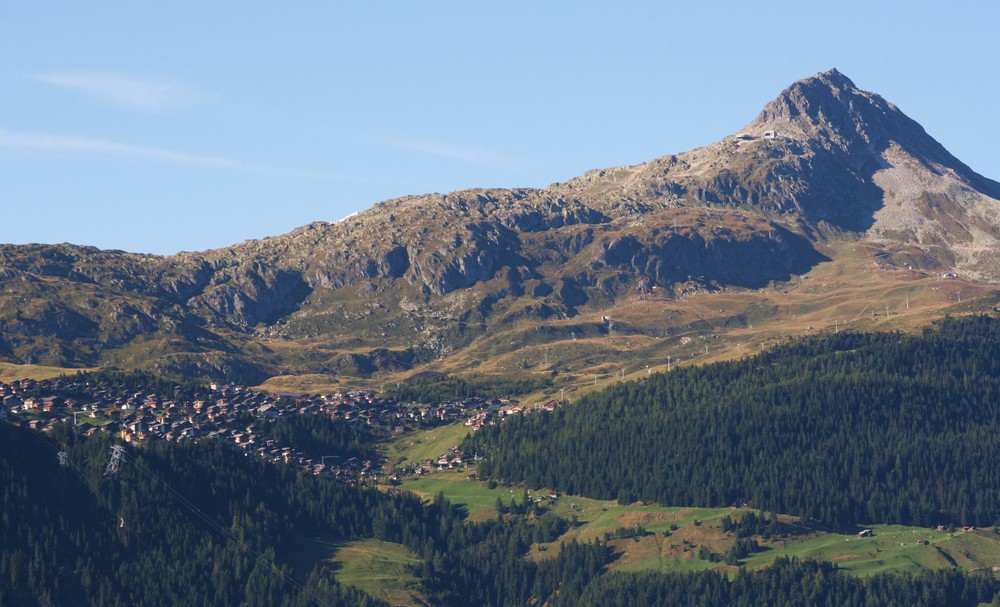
<box><xmin>858</xmin><ymin>529</ymin><xmax>873</xmax><ymax>538</ymax></box>
<box><xmin>41</xmin><ymin>396</ymin><xmax>62</xmax><ymax>412</ymax></box>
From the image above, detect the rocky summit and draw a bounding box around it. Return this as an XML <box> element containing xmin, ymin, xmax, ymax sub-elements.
<box><xmin>1</xmin><ymin>69</ymin><xmax>998</xmax><ymax>382</ymax></box>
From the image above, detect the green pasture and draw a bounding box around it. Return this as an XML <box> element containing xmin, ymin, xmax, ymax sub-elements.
<box><xmin>331</xmin><ymin>539</ymin><xmax>428</xmax><ymax>607</ymax></box>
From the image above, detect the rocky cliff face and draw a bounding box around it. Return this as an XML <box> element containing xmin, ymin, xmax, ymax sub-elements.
<box><xmin>1</xmin><ymin>69</ymin><xmax>997</xmax><ymax>379</ymax></box>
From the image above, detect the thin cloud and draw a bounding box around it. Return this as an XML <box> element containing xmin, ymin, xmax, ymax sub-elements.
<box><xmin>0</xmin><ymin>128</ymin><xmax>235</xmax><ymax>167</ymax></box>
<box><xmin>0</xmin><ymin>127</ymin><xmax>332</xmax><ymax>179</ymax></box>
<box><xmin>33</xmin><ymin>70</ymin><xmax>201</xmax><ymax>111</ymax></box>
<box><xmin>391</xmin><ymin>138</ymin><xmax>506</xmax><ymax>168</ymax></box>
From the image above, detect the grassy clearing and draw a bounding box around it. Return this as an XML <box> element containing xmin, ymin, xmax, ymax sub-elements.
<box><xmin>547</xmin><ymin>499</ymin><xmax>732</xmax><ymax>543</ymax></box>
<box><xmin>741</xmin><ymin>525</ymin><xmax>1000</xmax><ymax>576</ymax></box>
<box><xmin>534</xmin><ymin>497</ymin><xmax>735</xmax><ymax>570</ymax></box>
<box><xmin>402</xmin><ymin>467</ymin><xmax>1000</xmax><ymax>577</ymax></box>
<box><xmin>555</xmin><ymin>503</ymin><xmax>1000</xmax><ymax>576</ymax></box>
<box><xmin>254</xmin><ymin>374</ymin><xmax>345</xmax><ymax>395</ymax></box>
<box><xmin>331</xmin><ymin>539</ymin><xmax>429</xmax><ymax>607</ymax></box>
<box><xmin>385</xmin><ymin>422</ymin><xmax>472</xmax><ymax>468</ymax></box>
<box><xmin>398</xmin><ymin>469</ymin><xmax>510</xmax><ymax>522</ymax></box>
<box><xmin>0</xmin><ymin>362</ymin><xmax>94</xmax><ymax>383</ymax></box>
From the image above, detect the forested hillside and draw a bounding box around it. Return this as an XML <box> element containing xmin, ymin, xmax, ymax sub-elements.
<box><xmin>7</xmin><ymin>323</ymin><xmax>1000</xmax><ymax>607</ymax></box>
<box><xmin>555</xmin><ymin>559</ymin><xmax>997</xmax><ymax>607</ymax></box>
<box><xmin>0</xmin><ymin>422</ymin><xmax>607</xmax><ymax>607</ymax></box>
<box><xmin>468</xmin><ymin>315</ymin><xmax>1000</xmax><ymax>528</ymax></box>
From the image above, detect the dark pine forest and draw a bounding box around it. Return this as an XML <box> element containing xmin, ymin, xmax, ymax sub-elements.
<box><xmin>468</xmin><ymin>315</ymin><xmax>1000</xmax><ymax>529</ymax></box>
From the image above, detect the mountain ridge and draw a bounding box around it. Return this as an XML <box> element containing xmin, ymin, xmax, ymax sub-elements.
<box><xmin>1</xmin><ymin>69</ymin><xmax>997</xmax><ymax>381</ymax></box>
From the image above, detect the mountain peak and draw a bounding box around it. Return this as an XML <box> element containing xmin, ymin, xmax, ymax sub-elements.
<box><xmin>746</xmin><ymin>69</ymin><xmax>888</xmax><ymax>144</ymax></box>
<box><xmin>812</xmin><ymin>67</ymin><xmax>855</xmax><ymax>88</ymax></box>
<box><xmin>745</xmin><ymin>70</ymin><xmax>997</xmax><ymax>188</ymax></box>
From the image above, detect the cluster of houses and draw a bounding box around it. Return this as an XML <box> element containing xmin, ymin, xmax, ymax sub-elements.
<box><xmin>465</xmin><ymin>399</ymin><xmax>560</xmax><ymax>431</ymax></box>
<box><xmin>1</xmin><ymin>376</ymin><xmax>548</xmax><ymax>484</ymax></box>
<box><xmin>398</xmin><ymin>445</ymin><xmax>471</xmax><ymax>479</ymax></box>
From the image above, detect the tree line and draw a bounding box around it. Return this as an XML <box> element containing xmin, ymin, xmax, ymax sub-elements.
<box><xmin>467</xmin><ymin>315</ymin><xmax>1000</xmax><ymax>528</ymax></box>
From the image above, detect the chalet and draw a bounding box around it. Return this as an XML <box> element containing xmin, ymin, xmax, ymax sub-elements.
<box><xmin>258</xmin><ymin>404</ymin><xmax>280</xmax><ymax>420</ymax></box>
<box><xmin>40</xmin><ymin>396</ymin><xmax>62</xmax><ymax>412</ymax></box>
<box><xmin>858</xmin><ymin>529</ymin><xmax>873</xmax><ymax>538</ymax></box>
<box><xmin>538</xmin><ymin>400</ymin><xmax>559</xmax><ymax>411</ymax></box>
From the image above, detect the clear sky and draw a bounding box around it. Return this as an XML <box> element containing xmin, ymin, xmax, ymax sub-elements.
<box><xmin>2</xmin><ymin>2</ymin><xmax>998</xmax><ymax>255</ymax></box>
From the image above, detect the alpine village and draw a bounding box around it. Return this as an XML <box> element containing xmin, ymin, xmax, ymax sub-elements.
<box><xmin>4</xmin><ymin>70</ymin><xmax>1000</xmax><ymax>607</ymax></box>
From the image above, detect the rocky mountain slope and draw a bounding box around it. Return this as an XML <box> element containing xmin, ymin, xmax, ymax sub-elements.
<box><xmin>1</xmin><ymin>69</ymin><xmax>997</xmax><ymax>382</ymax></box>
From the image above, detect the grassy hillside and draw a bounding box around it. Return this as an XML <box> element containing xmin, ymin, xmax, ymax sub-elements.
<box><xmin>0</xmin><ymin>362</ymin><xmax>93</xmax><ymax>382</ymax></box>
<box><xmin>251</xmin><ymin>241</ymin><xmax>999</xmax><ymax>409</ymax></box>
<box><xmin>386</xmin><ymin>422</ymin><xmax>472</xmax><ymax>471</ymax></box>
<box><xmin>332</xmin><ymin>540</ymin><xmax>429</xmax><ymax>607</ymax></box>
<box><xmin>399</xmin><ymin>468</ymin><xmax>1000</xmax><ymax>578</ymax></box>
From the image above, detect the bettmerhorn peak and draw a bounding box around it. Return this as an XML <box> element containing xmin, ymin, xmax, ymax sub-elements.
<box><xmin>748</xmin><ymin>69</ymin><xmax>995</xmax><ymax>189</ymax></box>
<box><xmin>730</xmin><ymin>69</ymin><xmax>1000</xmax><ymax>279</ymax></box>
<box><xmin>750</xmin><ymin>69</ymin><xmax>933</xmax><ymax>156</ymax></box>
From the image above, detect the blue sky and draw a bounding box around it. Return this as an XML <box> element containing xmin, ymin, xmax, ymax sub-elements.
<box><xmin>2</xmin><ymin>2</ymin><xmax>998</xmax><ymax>255</ymax></box>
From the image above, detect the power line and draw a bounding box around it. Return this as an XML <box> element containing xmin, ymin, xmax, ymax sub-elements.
<box><xmin>104</xmin><ymin>444</ymin><xmax>126</xmax><ymax>476</ymax></box>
